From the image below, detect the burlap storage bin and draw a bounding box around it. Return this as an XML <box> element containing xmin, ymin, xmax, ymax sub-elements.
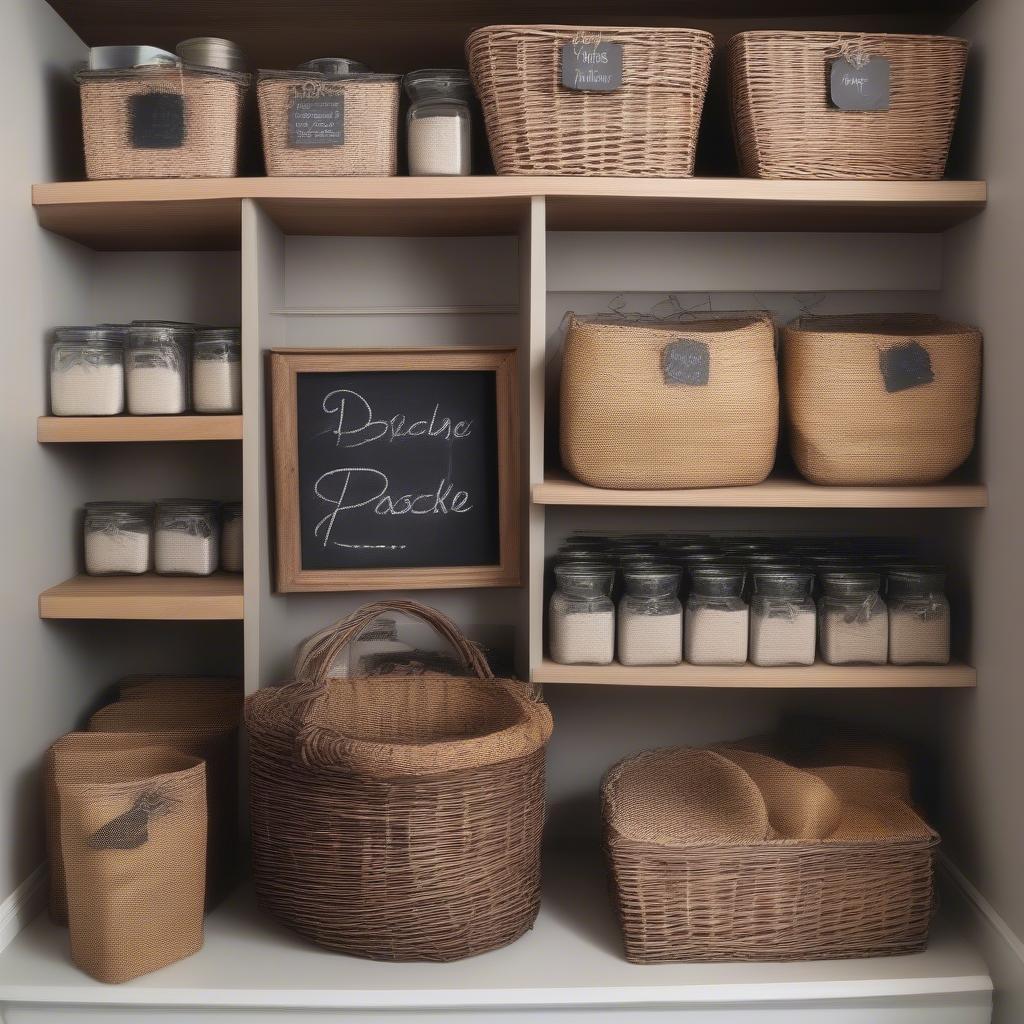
<box><xmin>246</xmin><ymin>599</ymin><xmax>553</xmax><ymax>962</ymax></box>
<box><xmin>603</xmin><ymin>746</ymin><xmax>937</xmax><ymax>963</ymax></box>
<box><xmin>257</xmin><ymin>70</ymin><xmax>400</xmax><ymax>176</ymax></box>
<box><xmin>77</xmin><ymin>65</ymin><xmax>248</xmax><ymax>180</ymax></box>
<box><xmin>58</xmin><ymin>747</ymin><xmax>207</xmax><ymax>983</ymax></box>
<box><xmin>467</xmin><ymin>25</ymin><xmax>713</xmax><ymax>177</ymax></box>
<box><xmin>560</xmin><ymin>314</ymin><xmax>779</xmax><ymax>489</ymax></box>
<box><xmin>782</xmin><ymin>314</ymin><xmax>981</xmax><ymax>485</ymax></box>
<box><xmin>727</xmin><ymin>31</ymin><xmax>968</xmax><ymax>180</ymax></box>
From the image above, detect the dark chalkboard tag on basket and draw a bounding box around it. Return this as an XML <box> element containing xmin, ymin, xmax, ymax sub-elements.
<box><xmin>880</xmin><ymin>341</ymin><xmax>935</xmax><ymax>392</ymax></box>
<box><xmin>829</xmin><ymin>56</ymin><xmax>891</xmax><ymax>111</ymax></box>
<box><xmin>130</xmin><ymin>92</ymin><xmax>185</xmax><ymax>149</ymax></box>
<box><xmin>289</xmin><ymin>96</ymin><xmax>345</xmax><ymax>147</ymax></box>
<box><xmin>561</xmin><ymin>39</ymin><xmax>623</xmax><ymax>92</ymax></box>
<box><xmin>662</xmin><ymin>339</ymin><xmax>710</xmax><ymax>386</ymax></box>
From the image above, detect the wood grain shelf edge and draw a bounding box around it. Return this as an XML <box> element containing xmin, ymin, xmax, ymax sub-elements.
<box><xmin>38</xmin><ymin>574</ymin><xmax>244</xmax><ymax>620</ymax></box>
<box><xmin>37</xmin><ymin>415</ymin><xmax>244</xmax><ymax>443</ymax></box>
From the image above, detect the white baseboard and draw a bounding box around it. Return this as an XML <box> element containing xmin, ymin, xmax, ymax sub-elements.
<box><xmin>0</xmin><ymin>865</ymin><xmax>47</xmax><ymax>954</ymax></box>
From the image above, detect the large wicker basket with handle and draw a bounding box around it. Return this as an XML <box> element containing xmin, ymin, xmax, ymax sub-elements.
<box><xmin>246</xmin><ymin>599</ymin><xmax>553</xmax><ymax>962</ymax></box>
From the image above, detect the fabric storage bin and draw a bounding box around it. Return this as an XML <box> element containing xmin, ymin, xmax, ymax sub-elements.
<box><xmin>58</xmin><ymin>746</ymin><xmax>207</xmax><ymax>983</ymax></box>
<box><xmin>246</xmin><ymin>599</ymin><xmax>553</xmax><ymax>962</ymax></box>
<box><xmin>727</xmin><ymin>31</ymin><xmax>968</xmax><ymax>180</ymax></box>
<box><xmin>782</xmin><ymin>314</ymin><xmax>982</xmax><ymax>485</ymax></box>
<box><xmin>602</xmin><ymin>745</ymin><xmax>937</xmax><ymax>963</ymax></box>
<box><xmin>76</xmin><ymin>65</ymin><xmax>248</xmax><ymax>180</ymax></box>
<box><xmin>257</xmin><ymin>68</ymin><xmax>400</xmax><ymax>176</ymax></box>
<box><xmin>560</xmin><ymin>314</ymin><xmax>779</xmax><ymax>489</ymax></box>
<box><xmin>466</xmin><ymin>25</ymin><xmax>714</xmax><ymax>177</ymax></box>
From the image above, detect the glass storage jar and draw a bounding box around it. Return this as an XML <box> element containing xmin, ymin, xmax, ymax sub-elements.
<box><xmin>749</xmin><ymin>568</ymin><xmax>816</xmax><ymax>666</ymax></box>
<box><xmin>126</xmin><ymin>325</ymin><xmax>191</xmax><ymax>415</ymax></box>
<box><xmin>154</xmin><ymin>500</ymin><xmax>219</xmax><ymax>576</ymax></box>
<box><xmin>549</xmin><ymin>563</ymin><xmax>615</xmax><ymax>665</ymax></box>
<box><xmin>404</xmin><ymin>68</ymin><xmax>473</xmax><ymax>176</ymax></box>
<box><xmin>50</xmin><ymin>327</ymin><xmax>125</xmax><ymax>416</ymax></box>
<box><xmin>818</xmin><ymin>571</ymin><xmax>888</xmax><ymax>665</ymax></box>
<box><xmin>685</xmin><ymin>567</ymin><xmax>748</xmax><ymax>666</ymax></box>
<box><xmin>888</xmin><ymin>569</ymin><xmax>951</xmax><ymax>665</ymax></box>
<box><xmin>192</xmin><ymin>328</ymin><xmax>241</xmax><ymax>414</ymax></box>
<box><xmin>220</xmin><ymin>501</ymin><xmax>243</xmax><ymax>573</ymax></box>
<box><xmin>617</xmin><ymin>566</ymin><xmax>682</xmax><ymax>666</ymax></box>
<box><xmin>83</xmin><ymin>501</ymin><xmax>154</xmax><ymax>576</ymax></box>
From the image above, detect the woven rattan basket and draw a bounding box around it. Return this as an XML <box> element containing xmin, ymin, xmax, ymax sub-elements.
<box><xmin>246</xmin><ymin>600</ymin><xmax>553</xmax><ymax>962</ymax></box>
<box><xmin>466</xmin><ymin>25</ymin><xmax>714</xmax><ymax>176</ymax></box>
<box><xmin>783</xmin><ymin>314</ymin><xmax>981</xmax><ymax>485</ymax></box>
<box><xmin>727</xmin><ymin>31</ymin><xmax>968</xmax><ymax>180</ymax></box>
<box><xmin>603</xmin><ymin>746</ymin><xmax>937</xmax><ymax>963</ymax></box>
<box><xmin>257</xmin><ymin>70</ymin><xmax>400</xmax><ymax>176</ymax></box>
<box><xmin>560</xmin><ymin>314</ymin><xmax>779</xmax><ymax>488</ymax></box>
<box><xmin>77</xmin><ymin>65</ymin><xmax>248</xmax><ymax>180</ymax></box>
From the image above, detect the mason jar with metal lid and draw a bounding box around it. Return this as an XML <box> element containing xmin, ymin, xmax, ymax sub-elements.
<box><xmin>549</xmin><ymin>562</ymin><xmax>615</xmax><ymax>666</ymax></box>
<box><xmin>192</xmin><ymin>328</ymin><xmax>241</xmax><ymax>414</ymax></box>
<box><xmin>618</xmin><ymin>565</ymin><xmax>682</xmax><ymax>666</ymax></box>
<box><xmin>404</xmin><ymin>69</ymin><xmax>474</xmax><ymax>176</ymax></box>
<box><xmin>818</xmin><ymin>571</ymin><xmax>888</xmax><ymax>665</ymax></box>
<box><xmin>749</xmin><ymin>568</ymin><xmax>816</xmax><ymax>667</ymax></box>
<box><xmin>84</xmin><ymin>501</ymin><xmax>154</xmax><ymax>575</ymax></box>
<box><xmin>887</xmin><ymin>569</ymin><xmax>950</xmax><ymax>665</ymax></box>
<box><xmin>50</xmin><ymin>327</ymin><xmax>125</xmax><ymax>416</ymax></box>
<box><xmin>685</xmin><ymin>567</ymin><xmax>749</xmax><ymax>666</ymax></box>
<box><xmin>298</xmin><ymin>57</ymin><xmax>371</xmax><ymax>77</ymax></box>
<box><xmin>154</xmin><ymin>499</ymin><xmax>219</xmax><ymax>576</ymax></box>
<box><xmin>126</xmin><ymin>325</ymin><xmax>192</xmax><ymax>415</ymax></box>
<box><xmin>176</xmin><ymin>37</ymin><xmax>246</xmax><ymax>72</ymax></box>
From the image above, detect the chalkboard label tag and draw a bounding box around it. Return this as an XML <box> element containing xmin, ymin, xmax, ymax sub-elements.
<box><xmin>130</xmin><ymin>92</ymin><xmax>185</xmax><ymax>149</ymax></box>
<box><xmin>289</xmin><ymin>96</ymin><xmax>345</xmax><ymax>147</ymax></box>
<box><xmin>880</xmin><ymin>340</ymin><xmax>934</xmax><ymax>392</ymax></box>
<box><xmin>561</xmin><ymin>38</ymin><xmax>623</xmax><ymax>92</ymax></box>
<box><xmin>662</xmin><ymin>339</ymin><xmax>710</xmax><ymax>386</ymax></box>
<box><xmin>829</xmin><ymin>56</ymin><xmax>890</xmax><ymax>111</ymax></box>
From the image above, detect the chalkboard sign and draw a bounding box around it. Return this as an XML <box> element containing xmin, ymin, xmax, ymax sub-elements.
<box><xmin>271</xmin><ymin>349</ymin><xmax>520</xmax><ymax>592</ymax></box>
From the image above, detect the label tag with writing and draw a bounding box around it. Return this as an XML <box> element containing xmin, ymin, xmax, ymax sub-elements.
<box><xmin>289</xmin><ymin>96</ymin><xmax>345</xmax><ymax>147</ymax></box>
<box><xmin>880</xmin><ymin>341</ymin><xmax>934</xmax><ymax>393</ymax></box>
<box><xmin>830</xmin><ymin>56</ymin><xmax>891</xmax><ymax>111</ymax></box>
<box><xmin>130</xmin><ymin>92</ymin><xmax>185</xmax><ymax>149</ymax></box>
<box><xmin>662</xmin><ymin>339</ymin><xmax>710</xmax><ymax>387</ymax></box>
<box><xmin>561</xmin><ymin>39</ymin><xmax>623</xmax><ymax>92</ymax></box>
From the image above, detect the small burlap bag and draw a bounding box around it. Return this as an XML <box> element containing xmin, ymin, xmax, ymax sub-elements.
<box><xmin>58</xmin><ymin>747</ymin><xmax>207</xmax><ymax>983</ymax></box>
<box><xmin>117</xmin><ymin>675</ymin><xmax>242</xmax><ymax>701</ymax></box>
<box><xmin>782</xmin><ymin>314</ymin><xmax>981</xmax><ymax>485</ymax></box>
<box><xmin>602</xmin><ymin>746</ymin><xmax>937</xmax><ymax>963</ymax></box>
<box><xmin>77</xmin><ymin>65</ymin><xmax>248</xmax><ymax>180</ymax></box>
<box><xmin>246</xmin><ymin>599</ymin><xmax>553</xmax><ymax>961</ymax></box>
<box><xmin>560</xmin><ymin>314</ymin><xmax>779</xmax><ymax>488</ymax></box>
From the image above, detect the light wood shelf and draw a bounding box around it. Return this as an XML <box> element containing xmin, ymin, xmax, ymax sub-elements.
<box><xmin>533</xmin><ymin>659</ymin><xmax>977</xmax><ymax>689</ymax></box>
<box><xmin>38</xmin><ymin>573</ymin><xmax>243</xmax><ymax>621</ymax></box>
<box><xmin>37</xmin><ymin>415</ymin><xmax>243</xmax><ymax>443</ymax></box>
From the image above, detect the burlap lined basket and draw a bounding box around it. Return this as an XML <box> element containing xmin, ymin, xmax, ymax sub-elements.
<box><xmin>602</xmin><ymin>746</ymin><xmax>937</xmax><ymax>964</ymax></box>
<box><xmin>560</xmin><ymin>314</ymin><xmax>779</xmax><ymax>489</ymax></box>
<box><xmin>247</xmin><ymin>600</ymin><xmax>552</xmax><ymax>962</ymax></box>
<box><xmin>58</xmin><ymin>746</ymin><xmax>207</xmax><ymax>983</ymax></box>
<box><xmin>727</xmin><ymin>31</ymin><xmax>968</xmax><ymax>180</ymax></box>
<box><xmin>783</xmin><ymin>314</ymin><xmax>981</xmax><ymax>485</ymax></box>
<box><xmin>257</xmin><ymin>71</ymin><xmax>400</xmax><ymax>176</ymax></box>
<box><xmin>466</xmin><ymin>25</ymin><xmax>714</xmax><ymax>177</ymax></box>
<box><xmin>77</xmin><ymin>66</ymin><xmax>248</xmax><ymax>180</ymax></box>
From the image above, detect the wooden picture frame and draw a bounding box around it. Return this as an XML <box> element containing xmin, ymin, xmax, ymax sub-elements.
<box><xmin>270</xmin><ymin>347</ymin><xmax>521</xmax><ymax>592</ymax></box>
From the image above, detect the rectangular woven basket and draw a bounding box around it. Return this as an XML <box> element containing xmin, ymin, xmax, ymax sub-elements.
<box><xmin>727</xmin><ymin>31</ymin><xmax>968</xmax><ymax>180</ymax></box>
<box><xmin>467</xmin><ymin>25</ymin><xmax>714</xmax><ymax>177</ymax></box>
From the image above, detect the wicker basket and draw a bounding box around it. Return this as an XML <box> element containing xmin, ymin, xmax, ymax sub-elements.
<box><xmin>246</xmin><ymin>600</ymin><xmax>553</xmax><ymax>962</ymax></box>
<box><xmin>783</xmin><ymin>314</ymin><xmax>981</xmax><ymax>485</ymax></box>
<box><xmin>466</xmin><ymin>25</ymin><xmax>714</xmax><ymax>177</ymax></box>
<box><xmin>603</xmin><ymin>746</ymin><xmax>937</xmax><ymax>964</ymax></box>
<box><xmin>77</xmin><ymin>65</ymin><xmax>248</xmax><ymax>180</ymax></box>
<box><xmin>560</xmin><ymin>314</ymin><xmax>779</xmax><ymax>489</ymax></box>
<box><xmin>257</xmin><ymin>70</ymin><xmax>400</xmax><ymax>176</ymax></box>
<box><xmin>727</xmin><ymin>31</ymin><xmax>968</xmax><ymax>180</ymax></box>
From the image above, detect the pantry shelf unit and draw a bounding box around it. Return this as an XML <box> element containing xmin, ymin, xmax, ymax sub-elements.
<box><xmin>532</xmin><ymin>659</ymin><xmax>977</xmax><ymax>689</ymax></box>
<box><xmin>37</xmin><ymin>415</ymin><xmax>244</xmax><ymax>443</ymax></box>
<box><xmin>38</xmin><ymin>573</ymin><xmax>243</xmax><ymax>621</ymax></box>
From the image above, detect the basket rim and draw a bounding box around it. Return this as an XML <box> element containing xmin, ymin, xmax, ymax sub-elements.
<box><xmin>726</xmin><ymin>29</ymin><xmax>969</xmax><ymax>47</ymax></box>
<box><xmin>785</xmin><ymin>314</ymin><xmax>981</xmax><ymax>339</ymax></box>
<box><xmin>467</xmin><ymin>24</ymin><xmax>715</xmax><ymax>44</ymax></box>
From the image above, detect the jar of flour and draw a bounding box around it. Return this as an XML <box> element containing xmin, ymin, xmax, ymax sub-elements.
<box><xmin>404</xmin><ymin>69</ymin><xmax>473</xmax><ymax>176</ymax></box>
<box><xmin>193</xmin><ymin>328</ymin><xmax>241</xmax><ymax>414</ymax></box>
<box><xmin>818</xmin><ymin>571</ymin><xmax>888</xmax><ymax>665</ymax></box>
<box><xmin>887</xmin><ymin>569</ymin><xmax>950</xmax><ymax>665</ymax></box>
<box><xmin>617</xmin><ymin>566</ymin><xmax>682</xmax><ymax>666</ymax></box>
<box><xmin>83</xmin><ymin>501</ymin><xmax>154</xmax><ymax>575</ymax></box>
<box><xmin>749</xmin><ymin>568</ymin><xmax>816</xmax><ymax>666</ymax></box>
<box><xmin>549</xmin><ymin>563</ymin><xmax>615</xmax><ymax>665</ymax></box>
<box><xmin>50</xmin><ymin>327</ymin><xmax>125</xmax><ymax>416</ymax></box>
<box><xmin>155</xmin><ymin>500</ymin><xmax>219</xmax><ymax>576</ymax></box>
<box><xmin>126</xmin><ymin>325</ymin><xmax>192</xmax><ymax>415</ymax></box>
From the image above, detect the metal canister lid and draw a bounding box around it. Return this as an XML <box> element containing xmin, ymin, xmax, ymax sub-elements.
<box><xmin>176</xmin><ymin>37</ymin><xmax>246</xmax><ymax>72</ymax></box>
<box><xmin>298</xmin><ymin>57</ymin><xmax>370</xmax><ymax>78</ymax></box>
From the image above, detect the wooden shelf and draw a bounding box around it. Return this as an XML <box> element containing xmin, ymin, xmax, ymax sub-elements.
<box><xmin>38</xmin><ymin>573</ymin><xmax>243</xmax><ymax>621</ymax></box>
<box><xmin>533</xmin><ymin>659</ymin><xmax>977</xmax><ymax>688</ymax></box>
<box><xmin>32</xmin><ymin>178</ymin><xmax>987</xmax><ymax>249</ymax></box>
<box><xmin>532</xmin><ymin>472</ymin><xmax>988</xmax><ymax>509</ymax></box>
<box><xmin>37</xmin><ymin>415</ymin><xmax>243</xmax><ymax>443</ymax></box>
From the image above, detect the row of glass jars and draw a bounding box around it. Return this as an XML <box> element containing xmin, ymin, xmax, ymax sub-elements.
<box><xmin>549</xmin><ymin>562</ymin><xmax>950</xmax><ymax>667</ymax></box>
<box><xmin>50</xmin><ymin>323</ymin><xmax>242</xmax><ymax>417</ymax></box>
<box><xmin>83</xmin><ymin>500</ymin><xmax>243</xmax><ymax>577</ymax></box>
